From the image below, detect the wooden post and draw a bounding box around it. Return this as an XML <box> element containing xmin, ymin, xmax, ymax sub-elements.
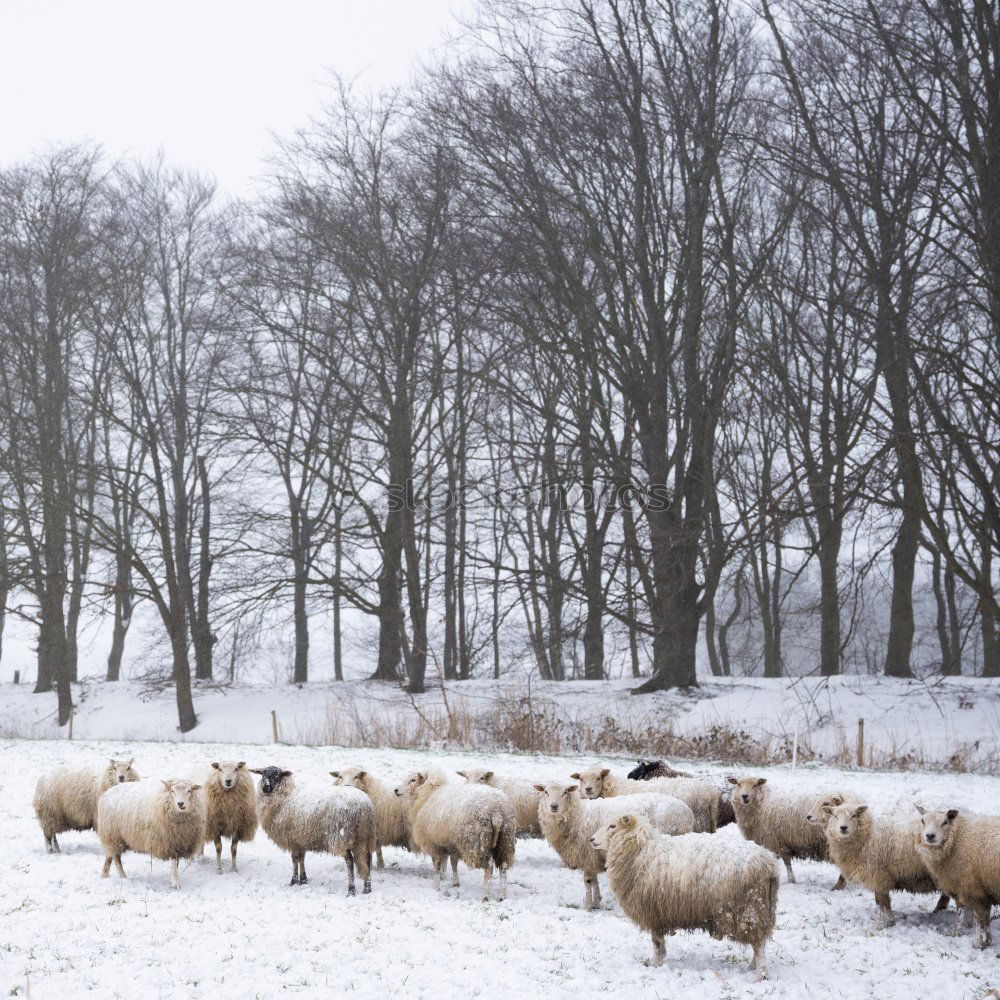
<box><xmin>67</xmin><ymin>708</ymin><xmax>74</xmax><ymax>741</ymax></box>
<box><xmin>271</xmin><ymin>710</ymin><xmax>279</xmax><ymax>744</ymax></box>
<box><xmin>856</xmin><ymin>718</ymin><xmax>864</xmax><ymax>768</ymax></box>
<box><xmin>791</xmin><ymin>722</ymin><xmax>799</xmax><ymax>768</ymax></box>
<box><xmin>13</xmin><ymin>670</ymin><xmax>19</xmax><ymax>685</ymax></box>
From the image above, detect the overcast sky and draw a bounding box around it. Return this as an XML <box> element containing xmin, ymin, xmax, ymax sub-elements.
<box><xmin>0</xmin><ymin>0</ymin><xmax>471</xmax><ymax>194</ymax></box>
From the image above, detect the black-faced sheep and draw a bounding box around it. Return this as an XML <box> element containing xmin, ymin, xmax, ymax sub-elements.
<box><xmin>330</xmin><ymin>767</ymin><xmax>411</xmax><ymax>869</ymax></box>
<box><xmin>628</xmin><ymin>758</ymin><xmax>735</xmax><ymax>828</ymax></box>
<box><xmin>34</xmin><ymin>758</ymin><xmax>139</xmax><ymax>853</ymax></box>
<box><xmin>916</xmin><ymin>806</ymin><xmax>999</xmax><ymax>947</ymax></box>
<box><xmin>252</xmin><ymin>766</ymin><xmax>376</xmax><ymax>896</ymax></box>
<box><xmin>394</xmin><ymin>770</ymin><xmax>516</xmax><ymax>901</ymax></box>
<box><xmin>204</xmin><ymin>760</ymin><xmax>257</xmax><ymax>874</ymax></box>
<box><xmin>534</xmin><ymin>780</ymin><xmax>695</xmax><ymax>911</ymax></box>
<box><xmin>96</xmin><ymin>778</ymin><xmax>206</xmax><ymax>890</ymax></box>
<box><xmin>592</xmin><ymin>814</ymin><xmax>779</xmax><ymax>978</ymax></box>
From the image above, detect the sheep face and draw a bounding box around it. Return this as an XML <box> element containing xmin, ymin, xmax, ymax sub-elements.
<box><xmin>589</xmin><ymin>814</ymin><xmax>640</xmax><ymax>852</ymax></box>
<box><xmin>250</xmin><ymin>766</ymin><xmax>292</xmax><ymax>795</ymax></box>
<box><xmin>627</xmin><ymin>760</ymin><xmax>656</xmax><ymax>781</ymax></box>
<box><xmin>806</xmin><ymin>793</ymin><xmax>845</xmax><ymax>825</ymax></box>
<box><xmin>915</xmin><ymin>806</ymin><xmax>959</xmax><ymax>848</ymax></box>
<box><xmin>108</xmin><ymin>758</ymin><xmax>137</xmax><ymax>784</ymax></box>
<box><xmin>456</xmin><ymin>768</ymin><xmax>494</xmax><ymax>786</ymax></box>
<box><xmin>161</xmin><ymin>779</ymin><xmax>201</xmax><ymax>813</ymax></box>
<box><xmin>825</xmin><ymin>803</ymin><xmax>867</xmax><ymax>839</ymax></box>
<box><xmin>533</xmin><ymin>781</ymin><xmax>579</xmax><ymax>815</ymax></box>
<box><xmin>394</xmin><ymin>771</ymin><xmax>427</xmax><ymax>798</ymax></box>
<box><xmin>569</xmin><ymin>768</ymin><xmax>610</xmax><ymax>799</ymax></box>
<box><xmin>211</xmin><ymin>760</ymin><xmax>246</xmax><ymax>790</ymax></box>
<box><xmin>727</xmin><ymin>776</ymin><xmax>767</xmax><ymax>807</ymax></box>
<box><xmin>330</xmin><ymin>767</ymin><xmax>366</xmax><ymax>789</ymax></box>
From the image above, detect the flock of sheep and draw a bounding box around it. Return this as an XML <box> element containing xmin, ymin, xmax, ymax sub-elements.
<box><xmin>31</xmin><ymin>753</ymin><xmax>1000</xmax><ymax>979</ymax></box>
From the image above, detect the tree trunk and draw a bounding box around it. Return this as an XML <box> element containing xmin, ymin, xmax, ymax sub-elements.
<box><xmin>169</xmin><ymin>618</ymin><xmax>198</xmax><ymax>732</ymax></box>
<box><xmin>333</xmin><ymin>506</ymin><xmax>343</xmax><ymax>682</ymax></box>
<box><xmin>191</xmin><ymin>455</ymin><xmax>215</xmax><ymax>680</ymax></box>
<box><xmin>983</xmin><ymin>542</ymin><xmax>999</xmax><ymax>678</ymax></box>
<box><xmin>817</xmin><ymin>519</ymin><xmax>843</xmax><ymax>676</ymax></box>
<box><xmin>106</xmin><ymin>552</ymin><xmax>133</xmax><ymax>682</ymax></box>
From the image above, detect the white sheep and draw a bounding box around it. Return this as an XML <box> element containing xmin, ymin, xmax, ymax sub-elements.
<box><xmin>252</xmin><ymin>766</ymin><xmax>376</xmax><ymax>896</ymax></box>
<box><xmin>592</xmin><ymin>813</ymin><xmax>780</xmax><ymax>978</ymax></box>
<box><xmin>456</xmin><ymin>768</ymin><xmax>542</xmax><ymax>837</ymax></box>
<box><xmin>916</xmin><ymin>806</ymin><xmax>999</xmax><ymax>947</ymax></box>
<box><xmin>394</xmin><ymin>770</ymin><xmax>516</xmax><ymax>901</ymax></box>
<box><xmin>329</xmin><ymin>767</ymin><xmax>411</xmax><ymax>869</ymax></box>
<box><xmin>203</xmin><ymin>760</ymin><xmax>257</xmax><ymax>874</ymax></box>
<box><xmin>728</xmin><ymin>776</ymin><xmax>827</xmax><ymax>882</ymax></box>
<box><xmin>34</xmin><ymin>758</ymin><xmax>139</xmax><ymax>853</ymax></box>
<box><xmin>96</xmin><ymin>779</ymin><xmax>206</xmax><ymax>890</ymax></box>
<box><xmin>803</xmin><ymin>790</ymin><xmax>862</xmax><ymax>890</ymax></box>
<box><xmin>572</xmin><ymin>766</ymin><xmax>718</xmax><ymax>833</ymax></box>
<box><xmin>534</xmin><ymin>779</ymin><xmax>695</xmax><ymax>911</ymax></box>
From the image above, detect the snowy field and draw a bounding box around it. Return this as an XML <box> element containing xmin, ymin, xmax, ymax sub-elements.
<box><xmin>3</xmin><ymin>738</ymin><xmax>999</xmax><ymax>999</ymax></box>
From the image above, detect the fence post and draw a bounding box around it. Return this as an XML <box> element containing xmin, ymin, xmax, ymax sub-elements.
<box><xmin>67</xmin><ymin>708</ymin><xmax>74</xmax><ymax>741</ymax></box>
<box><xmin>271</xmin><ymin>710</ymin><xmax>279</xmax><ymax>744</ymax></box>
<box><xmin>13</xmin><ymin>670</ymin><xmax>19</xmax><ymax>685</ymax></box>
<box><xmin>856</xmin><ymin>718</ymin><xmax>864</xmax><ymax>768</ymax></box>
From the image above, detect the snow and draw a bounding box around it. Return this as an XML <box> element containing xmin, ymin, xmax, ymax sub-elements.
<box><xmin>4</xmin><ymin>738</ymin><xmax>999</xmax><ymax>998</ymax></box>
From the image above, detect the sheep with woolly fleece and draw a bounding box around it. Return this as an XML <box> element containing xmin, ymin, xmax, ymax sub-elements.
<box><xmin>572</xmin><ymin>766</ymin><xmax>718</xmax><ymax>833</ymax></box>
<box><xmin>203</xmin><ymin>760</ymin><xmax>257</xmax><ymax>874</ymax></box>
<box><xmin>97</xmin><ymin>779</ymin><xmax>206</xmax><ymax>890</ymax></box>
<box><xmin>252</xmin><ymin>766</ymin><xmax>376</xmax><ymax>896</ymax></box>
<box><xmin>822</xmin><ymin>802</ymin><xmax>950</xmax><ymax>927</ymax></box>
<box><xmin>803</xmin><ymin>790</ymin><xmax>863</xmax><ymax>890</ymax></box>
<box><xmin>34</xmin><ymin>758</ymin><xmax>139</xmax><ymax>853</ymax></box>
<box><xmin>534</xmin><ymin>780</ymin><xmax>695</xmax><ymax>911</ymax></box>
<box><xmin>728</xmin><ymin>776</ymin><xmax>828</xmax><ymax>883</ymax></box>
<box><xmin>916</xmin><ymin>806</ymin><xmax>1000</xmax><ymax>947</ymax></box>
<box><xmin>591</xmin><ymin>814</ymin><xmax>779</xmax><ymax>978</ymax></box>
<box><xmin>330</xmin><ymin>766</ymin><xmax>410</xmax><ymax>868</ymax></box>
<box><xmin>394</xmin><ymin>770</ymin><xmax>516</xmax><ymax>900</ymax></box>
<box><xmin>628</xmin><ymin>759</ymin><xmax>736</xmax><ymax>828</ymax></box>
<box><xmin>457</xmin><ymin>768</ymin><xmax>542</xmax><ymax>837</ymax></box>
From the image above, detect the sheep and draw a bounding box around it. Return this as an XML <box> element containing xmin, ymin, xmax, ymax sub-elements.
<box><xmin>394</xmin><ymin>770</ymin><xmax>516</xmax><ymax>901</ymax></box>
<box><xmin>915</xmin><ymin>806</ymin><xmax>1000</xmax><ymax>947</ymax></box>
<box><xmin>572</xmin><ymin>766</ymin><xmax>719</xmax><ymax>833</ymax></box>
<box><xmin>628</xmin><ymin>759</ymin><xmax>736</xmax><ymax>829</ymax></box>
<box><xmin>822</xmin><ymin>802</ymin><xmax>950</xmax><ymax>928</ymax></box>
<box><xmin>727</xmin><ymin>776</ymin><xmax>828</xmax><ymax>883</ymax></box>
<box><xmin>591</xmin><ymin>813</ymin><xmax>779</xmax><ymax>978</ymax></box>
<box><xmin>252</xmin><ymin>766</ymin><xmax>376</xmax><ymax>896</ymax></box>
<box><xmin>803</xmin><ymin>790</ymin><xmax>862</xmax><ymax>890</ymax></box>
<box><xmin>456</xmin><ymin>768</ymin><xmax>542</xmax><ymax>837</ymax></box>
<box><xmin>203</xmin><ymin>760</ymin><xmax>257</xmax><ymax>874</ymax></box>
<box><xmin>330</xmin><ymin>767</ymin><xmax>411</xmax><ymax>868</ymax></box>
<box><xmin>34</xmin><ymin>758</ymin><xmax>139</xmax><ymax>853</ymax></box>
<box><xmin>96</xmin><ymin>779</ymin><xmax>206</xmax><ymax>890</ymax></box>
<box><xmin>534</xmin><ymin>779</ymin><xmax>695</xmax><ymax>911</ymax></box>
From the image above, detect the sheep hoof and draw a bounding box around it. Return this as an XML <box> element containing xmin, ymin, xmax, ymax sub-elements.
<box><xmin>363</xmin><ymin>884</ymin><xmax>371</xmax><ymax>895</ymax></box>
<box><xmin>299</xmin><ymin>875</ymin><xmax>308</xmax><ymax>885</ymax></box>
<box><xmin>290</xmin><ymin>877</ymin><xmax>300</xmax><ymax>886</ymax></box>
<box><xmin>347</xmin><ymin>886</ymin><xmax>356</xmax><ymax>897</ymax></box>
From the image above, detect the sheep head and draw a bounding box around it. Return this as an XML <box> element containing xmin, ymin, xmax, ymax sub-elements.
<box><xmin>915</xmin><ymin>806</ymin><xmax>960</xmax><ymax>848</ymax></box>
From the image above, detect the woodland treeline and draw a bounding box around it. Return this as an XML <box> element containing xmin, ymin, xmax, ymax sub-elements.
<box><xmin>1</xmin><ymin>0</ymin><xmax>998</xmax><ymax>730</ymax></box>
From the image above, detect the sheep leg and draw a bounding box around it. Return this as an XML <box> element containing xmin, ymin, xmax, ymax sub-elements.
<box><xmin>450</xmin><ymin>853</ymin><xmax>460</xmax><ymax>887</ymax></box>
<box><xmin>345</xmin><ymin>849</ymin><xmax>357</xmax><ymax>897</ymax></box>
<box><xmin>498</xmin><ymin>865</ymin><xmax>508</xmax><ymax>901</ymax></box>
<box><xmin>650</xmin><ymin>931</ymin><xmax>666</xmax><ymax>967</ymax></box>
<box><xmin>102</xmin><ymin>856</ymin><xmax>112</xmax><ymax>878</ymax></box>
<box><xmin>592</xmin><ymin>873</ymin><xmax>602</xmax><ymax>909</ymax></box>
<box><xmin>171</xmin><ymin>857</ymin><xmax>180</xmax><ymax>891</ymax></box>
<box><xmin>933</xmin><ymin>893</ymin><xmax>950</xmax><ymax>912</ymax></box>
<box><xmin>751</xmin><ymin>942</ymin><xmax>767</xmax><ymax>980</ymax></box>
<box><xmin>359</xmin><ymin>851</ymin><xmax>372</xmax><ymax>895</ymax></box>
<box><xmin>52</xmin><ymin>834</ymin><xmax>60</xmax><ymax>853</ymax></box>
<box><xmin>299</xmin><ymin>855</ymin><xmax>308</xmax><ymax>885</ymax></box>
<box><xmin>230</xmin><ymin>840</ymin><xmax>239</xmax><ymax>873</ymax></box>
<box><xmin>114</xmin><ymin>855</ymin><xmax>126</xmax><ymax>878</ymax></box>
<box><xmin>376</xmin><ymin>843</ymin><xmax>385</xmax><ymax>870</ymax></box>
<box><xmin>214</xmin><ymin>837</ymin><xmax>223</xmax><ymax>874</ymax></box>
<box><xmin>972</xmin><ymin>904</ymin><xmax>992</xmax><ymax>949</ymax></box>
<box><xmin>432</xmin><ymin>854</ymin><xmax>445</xmax><ymax>892</ymax></box>
<box><xmin>874</xmin><ymin>891</ymin><xmax>895</xmax><ymax>929</ymax></box>
<box><xmin>583</xmin><ymin>874</ymin><xmax>594</xmax><ymax>911</ymax></box>
<box><xmin>782</xmin><ymin>856</ymin><xmax>796</xmax><ymax>884</ymax></box>
<box><xmin>290</xmin><ymin>853</ymin><xmax>300</xmax><ymax>886</ymax></box>
<box><xmin>831</xmin><ymin>873</ymin><xmax>846</xmax><ymax>891</ymax></box>
<box><xmin>482</xmin><ymin>859</ymin><xmax>494</xmax><ymax>902</ymax></box>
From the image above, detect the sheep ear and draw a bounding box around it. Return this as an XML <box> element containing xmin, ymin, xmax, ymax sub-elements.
<box><xmin>831</xmin><ymin>794</ymin><xmax>843</xmax><ymax>806</ymax></box>
<box><xmin>565</xmin><ymin>784</ymin><xmax>578</xmax><ymax>795</ymax></box>
<box><xmin>415</xmin><ymin>772</ymin><xmax>426</xmax><ymax>784</ymax></box>
<box><xmin>914</xmin><ymin>804</ymin><xmax>925</xmax><ymax>815</ymax></box>
<box><xmin>109</xmin><ymin>758</ymin><xmax>116</xmax><ymax>766</ymax></box>
<box><xmin>237</xmin><ymin>761</ymin><xmax>246</xmax><ymax>769</ymax></box>
<box><xmin>619</xmin><ymin>815</ymin><xmax>637</xmax><ymax>829</ymax></box>
<box><xmin>190</xmin><ymin>784</ymin><xmax>202</xmax><ymax>792</ymax></box>
<box><xmin>456</xmin><ymin>771</ymin><xmax>467</xmax><ymax>778</ymax></box>
<box><xmin>211</xmin><ymin>762</ymin><xmax>221</xmax><ymax>770</ymax></box>
<box><xmin>854</xmin><ymin>805</ymin><xmax>867</xmax><ymax>816</ymax></box>
<box><xmin>600</xmin><ymin>768</ymin><xmax>610</xmax><ymax>779</ymax></box>
<box><xmin>484</xmin><ymin>771</ymin><xmax>494</xmax><ymax>781</ymax></box>
<box><xmin>533</xmin><ymin>784</ymin><xmax>546</xmax><ymax>793</ymax></box>
<box><xmin>570</xmin><ymin>772</ymin><xmax>581</xmax><ymax>780</ymax></box>
<box><xmin>821</xmin><ymin>804</ymin><xmax>833</xmax><ymax>816</ymax></box>
<box><xmin>726</xmin><ymin>776</ymin><xmax>738</xmax><ymax>785</ymax></box>
<box><xmin>248</xmin><ymin>768</ymin><xmax>263</xmax><ymax>775</ymax></box>
<box><xmin>329</xmin><ymin>771</ymin><xmax>340</xmax><ymax>778</ymax></box>
<box><xmin>755</xmin><ymin>778</ymin><xmax>767</xmax><ymax>787</ymax></box>
<box><xmin>161</xmin><ymin>780</ymin><xmax>173</xmax><ymax>790</ymax></box>
<box><xmin>357</xmin><ymin>770</ymin><xmax>366</xmax><ymax>780</ymax></box>
<box><xmin>127</xmin><ymin>759</ymin><xmax>134</xmax><ymax>767</ymax></box>
<box><xmin>946</xmin><ymin>809</ymin><xmax>959</xmax><ymax>821</ymax></box>
<box><xmin>280</xmin><ymin>770</ymin><xmax>293</xmax><ymax>779</ymax></box>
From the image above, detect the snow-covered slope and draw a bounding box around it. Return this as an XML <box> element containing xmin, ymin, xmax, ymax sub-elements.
<box><xmin>4</xmin><ymin>739</ymin><xmax>998</xmax><ymax>998</ymax></box>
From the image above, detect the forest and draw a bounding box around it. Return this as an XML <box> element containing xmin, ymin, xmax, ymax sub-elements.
<box><xmin>1</xmin><ymin>0</ymin><xmax>997</xmax><ymax>732</ymax></box>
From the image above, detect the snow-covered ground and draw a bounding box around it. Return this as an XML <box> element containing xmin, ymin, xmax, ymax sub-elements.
<box><xmin>4</xmin><ymin>674</ymin><xmax>1000</xmax><ymax>771</ymax></box>
<box><xmin>4</xmin><ymin>738</ymin><xmax>998</xmax><ymax>998</ymax></box>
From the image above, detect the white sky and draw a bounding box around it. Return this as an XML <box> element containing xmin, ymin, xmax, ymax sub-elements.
<box><xmin>0</xmin><ymin>0</ymin><xmax>472</xmax><ymax>195</ymax></box>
